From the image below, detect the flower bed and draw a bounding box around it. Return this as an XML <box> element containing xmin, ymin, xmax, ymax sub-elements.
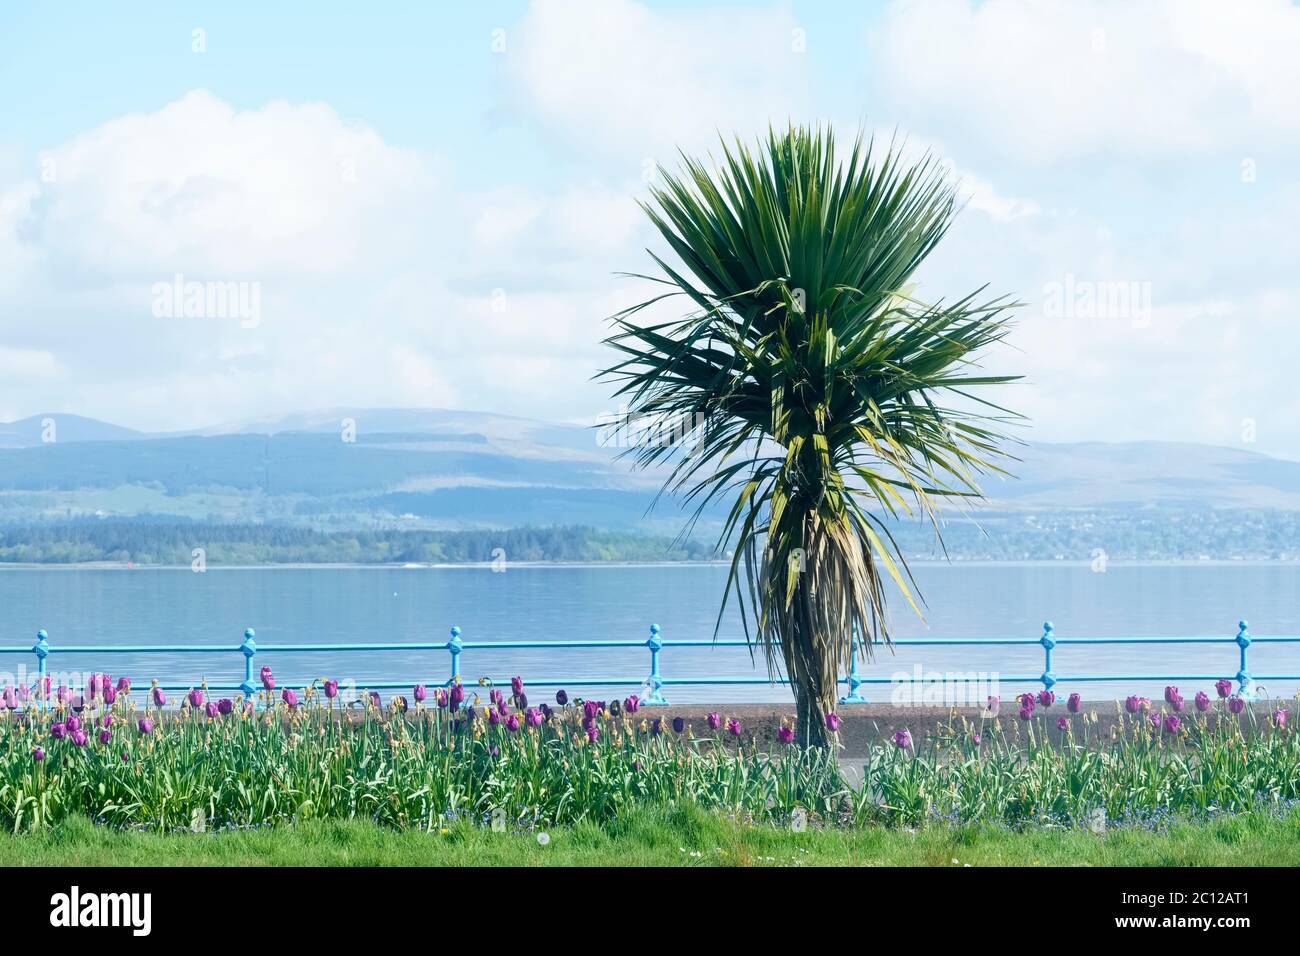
<box><xmin>1</xmin><ymin>671</ymin><xmax>1296</xmax><ymax>833</ymax></box>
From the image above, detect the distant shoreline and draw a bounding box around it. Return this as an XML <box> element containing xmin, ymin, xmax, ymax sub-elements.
<box><xmin>2</xmin><ymin>559</ymin><xmax>1299</xmax><ymax>571</ymax></box>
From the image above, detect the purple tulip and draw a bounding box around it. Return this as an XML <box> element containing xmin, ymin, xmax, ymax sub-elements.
<box><xmin>971</xmin><ymin>732</ymin><xmax>982</xmax><ymax>746</ymax></box>
<box><xmin>413</xmin><ymin>684</ymin><xmax>427</xmax><ymax>703</ymax></box>
<box><xmin>1171</xmin><ymin>694</ymin><xmax>1185</xmax><ymax>713</ymax></box>
<box><xmin>1124</xmin><ymin>695</ymin><xmax>1143</xmax><ymax>714</ymax></box>
<box><xmin>32</xmin><ymin>746</ymin><xmax>45</xmax><ymax>762</ymax></box>
<box><xmin>525</xmin><ymin>707</ymin><xmax>543</xmax><ymax>728</ymax></box>
<box><xmin>138</xmin><ymin>718</ymin><xmax>153</xmax><ymax>735</ymax></box>
<box><xmin>651</xmin><ymin>717</ymin><xmax>661</xmax><ymax>735</ymax></box>
<box><xmin>1164</xmin><ymin>685</ymin><xmax>1179</xmax><ymax>704</ymax></box>
<box><xmin>449</xmin><ymin>683</ymin><xmax>465</xmax><ymax>709</ymax></box>
<box><xmin>103</xmin><ymin>686</ymin><xmax>117</xmax><ymax>706</ymax></box>
<box><xmin>152</xmin><ymin>686</ymin><xmax>166</xmax><ymax>708</ymax></box>
<box><xmin>1163</xmin><ymin>714</ymin><xmax>1181</xmax><ymax>735</ymax></box>
<box><xmin>51</xmin><ymin>722</ymin><xmax>67</xmax><ymax>740</ymax></box>
<box><xmin>98</xmin><ymin>729</ymin><xmax>112</xmax><ymax>745</ymax></box>
<box><xmin>825</xmin><ymin>713</ymin><xmax>841</xmax><ymax>732</ymax></box>
<box><xmin>777</xmin><ymin>725</ymin><xmax>795</xmax><ymax>744</ymax></box>
<box><xmin>1017</xmin><ymin>693</ymin><xmax>1035</xmax><ymax>714</ymax></box>
<box><xmin>282</xmin><ymin>688</ymin><xmax>298</xmax><ymax>708</ymax></box>
<box><xmin>116</xmin><ymin>677</ymin><xmax>131</xmax><ymax>693</ymax></box>
<box><xmin>101</xmin><ymin>714</ymin><xmax>113</xmax><ymax>728</ymax></box>
<box><xmin>218</xmin><ymin>698</ymin><xmax>233</xmax><ymax>715</ymax></box>
<box><xmin>436</xmin><ymin>689</ymin><xmax>448</xmax><ymax>709</ymax></box>
<box><xmin>1067</xmin><ymin>693</ymin><xmax>1082</xmax><ymax>714</ymax></box>
<box><xmin>506</xmin><ymin>714</ymin><xmax>520</xmax><ymax>732</ymax></box>
<box><xmin>1056</xmin><ymin>716</ymin><xmax>1069</xmax><ymax>731</ymax></box>
<box><xmin>556</xmin><ymin>689</ymin><xmax>568</xmax><ymax>706</ymax></box>
<box><xmin>205</xmin><ymin>701</ymin><xmax>219</xmax><ymax>718</ymax></box>
<box><xmin>672</xmin><ymin>716</ymin><xmax>685</xmax><ymax>733</ymax></box>
<box><xmin>1228</xmin><ymin>696</ymin><xmax>1246</xmax><ymax>714</ymax></box>
<box><xmin>583</xmin><ymin>700</ymin><xmax>600</xmax><ymax>720</ymax></box>
<box><xmin>516</xmin><ymin>692</ymin><xmax>528</xmax><ymax>710</ymax></box>
<box><xmin>1215</xmin><ymin>679</ymin><xmax>1233</xmax><ymax>699</ymax></box>
<box><xmin>1018</xmin><ymin>705</ymin><xmax>1033</xmax><ymax>721</ymax></box>
<box><xmin>707</xmin><ymin>711</ymin><xmax>721</xmax><ymax>731</ymax></box>
<box><xmin>260</xmin><ymin>666</ymin><xmax>275</xmax><ymax>691</ymax></box>
<box><xmin>511</xmin><ymin>676</ymin><xmax>524</xmax><ymax>698</ymax></box>
<box><xmin>187</xmin><ymin>688</ymin><xmax>204</xmax><ymax>709</ymax></box>
<box><xmin>726</xmin><ymin>718</ymin><xmax>741</xmax><ymax>737</ymax></box>
<box><xmin>1037</xmin><ymin>690</ymin><xmax>1055</xmax><ymax>708</ymax></box>
<box><xmin>624</xmin><ymin>695</ymin><xmax>639</xmax><ymax>714</ymax></box>
<box><xmin>1195</xmin><ymin>691</ymin><xmax>1211</xmax><ymax>712</ymax></box>
<box><xmin>586</xmin><ymin>724</ymin><xmax>599</xmax><ymax>743</ymax></box>
<box><xmin>1273</xmin><ymin>708</ymin><xmax>1289</xmax><ymax>728</ymax></box>
<box><xmin>71</xmin><ymin>730</ymin><xmax>88</xmax><ymax>747</ymax></box>
<box><xmin>489</xmin><ymin>708</ymin><xmax>501</xmax><ymax>726</ymax></box>
<box><xmin>1</xmin><ymin>687</ymin><xmax>15</xmax><ymax>709</ymax></box>
<box><xmin>369</xmin><ymin>691</ymin><xmax>382</xmax><ymax>709</ymax></box>
<box><xmin>324</xmin><ymin>679</ymin><xmax>338</xmax><ymax>699</ymax></box>
<box><xmin>67</xmin><ymin>716</ymin><xmax>81</xmax><ymax>733</ymax></box>
<box><xmin>541</xmin><ymin>703</ymin><xmax>553</xmax><ymax>721</ymax></box>
<box><xmin>893</xmin><ymin>729</ymin><xmax>911</xmax><ymax>749</ymax></box>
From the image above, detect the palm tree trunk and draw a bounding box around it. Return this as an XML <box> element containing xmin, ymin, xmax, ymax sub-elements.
<box><xmin>785</xmin><ymin>603</ymin><xmax>838</xmax><ymax>750</ymax></box>
<box><xmin>794</xmin><ymin>677</ymin><xmax>833</xmax><ymax>749</ymax></box>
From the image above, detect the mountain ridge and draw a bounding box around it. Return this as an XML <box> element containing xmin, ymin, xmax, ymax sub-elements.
<box><xmin>1</xmin><ymin>409</ymin><xmax>1297</xmax><ymax>519</ymax></box>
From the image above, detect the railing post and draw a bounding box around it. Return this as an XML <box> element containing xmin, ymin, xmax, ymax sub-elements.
<box><xmin>447</xmin><ymin>625</ymin><xmax>462</xmax><ymax>685</ymax></box>
<box><xmin>1039</xmin><ymin>621</ymin><xmax>1056</xmax><ymax>693</ymax></box>
<box><xmin>839</xmin><ymin>624</ymin><xmax>868</xmax><ymax>704</ymax></box>
<box><xmin>1234</xmin><ymin>619</ymin><xmax>1252</xmax><ymax>698</ymax></box>
<box><xmin>643</xmin><ymin>623</ymin><xmax>668</xmax><ymax>705</ymax></box>
<box><xmin>33</xmin><ymin>629</ymin><xmax>49</xmax><ymax>709</ymax></box>
<box><xmin>239</xmin><ymin>628</ymin><xmax>258</xmax><ymax>699</ymax></box>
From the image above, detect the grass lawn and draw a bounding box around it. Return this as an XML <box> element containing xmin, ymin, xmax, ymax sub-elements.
<box><xmin>6</xmin><ymin>805</ymin><xmax>1300</xmax><ymax>866</ymax></box>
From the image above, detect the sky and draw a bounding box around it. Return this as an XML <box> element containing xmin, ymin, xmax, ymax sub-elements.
<box><xmin>0</xmin><ymin>0</ymin><xmax>1298</xmax><ymax>458</ymax></box>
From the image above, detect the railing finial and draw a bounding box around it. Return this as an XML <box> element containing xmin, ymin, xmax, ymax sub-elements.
<box><xmin>239</xmin><ymin>628</ymin><xmax>258</xmax><ymax>698</ymax></box>
<box><xmin>1039</xmin><ymin>620</ymin><xmax>1056</xmax><ymax>691</ymax></box>
<box><xmin>1235</xmin><ymin>619</ymin><xmax>1253</xmax><ymax>697</ymax></box>
<box><xmin>643</xmin><ymin>622</ymin><xmax>668</xmax><ymax>705</ymax></box>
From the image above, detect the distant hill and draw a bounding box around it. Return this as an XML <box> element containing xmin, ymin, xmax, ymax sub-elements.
<box><xmin>986</xmin><ymin>441</ymin><xmax>1300</xmax><ymax>511</ymax></box>
<box><xmin>0</xmin><ymin>414</ymin><xmax>145</xmax><ymax>448</ymax></box>
<box><xmin>0</xmin><ymin>410</ymin><xmax>1298</xmax><ymax>540</ymax></box>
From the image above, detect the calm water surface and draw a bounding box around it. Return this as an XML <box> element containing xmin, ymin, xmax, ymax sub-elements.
<box><xmin>1</xmin><ymin>564</ymin><xmax>1298</xmax><ymax>703</ymax></box>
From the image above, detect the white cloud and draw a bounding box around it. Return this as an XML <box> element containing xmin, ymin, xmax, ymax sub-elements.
<box><xmin>507</xmin><ymin>0</ymin><xmax>808</xmax><ymax>163</ymax></box>
<box><xmin>0</xmin><ymin>346</ymin><xmax>65</xmax><ymax>382</ymax></box>
<box><xmin>873</xmin><ymin>0</ymin><xmax>1300</xmax><ymax>163</ymax></box>
<box><xmin>19</xmin><ymin>90</ymin><xmax>435</xmax><ymax>280</ymax></box>
<box><xmin>0</xmin><ymin>90</ymin><xmax>646</xmax><ymax>431</ymax></box>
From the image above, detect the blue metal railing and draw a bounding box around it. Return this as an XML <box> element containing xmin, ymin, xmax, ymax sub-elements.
<box><xmin>8</xmin><ymin>619</ymin><xmax>1300</xmax><ymax>705</ymax></box>
<box><xmin>839</xmin><ymin>620</ymin><xmax>1300</xmax><ymax>703</ymax></box>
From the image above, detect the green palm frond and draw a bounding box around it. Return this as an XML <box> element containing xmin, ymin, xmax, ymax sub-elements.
<box><xmin>599</xmin><ymin>125</ymin><xmax>1021</xmax><ymax>743</ymax></box>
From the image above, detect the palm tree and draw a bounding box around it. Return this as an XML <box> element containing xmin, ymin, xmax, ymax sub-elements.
<box><xmin>600</xmin><ymin>126</ymin><xmax>1020</xmax><ymax>748</ymax></box>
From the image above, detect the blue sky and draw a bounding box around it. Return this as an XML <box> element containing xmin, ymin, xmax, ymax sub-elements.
<box><xmin>1</xmin><ymin>0</ymin><xmax>1298</xmax><ymax>459</ymax></box>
